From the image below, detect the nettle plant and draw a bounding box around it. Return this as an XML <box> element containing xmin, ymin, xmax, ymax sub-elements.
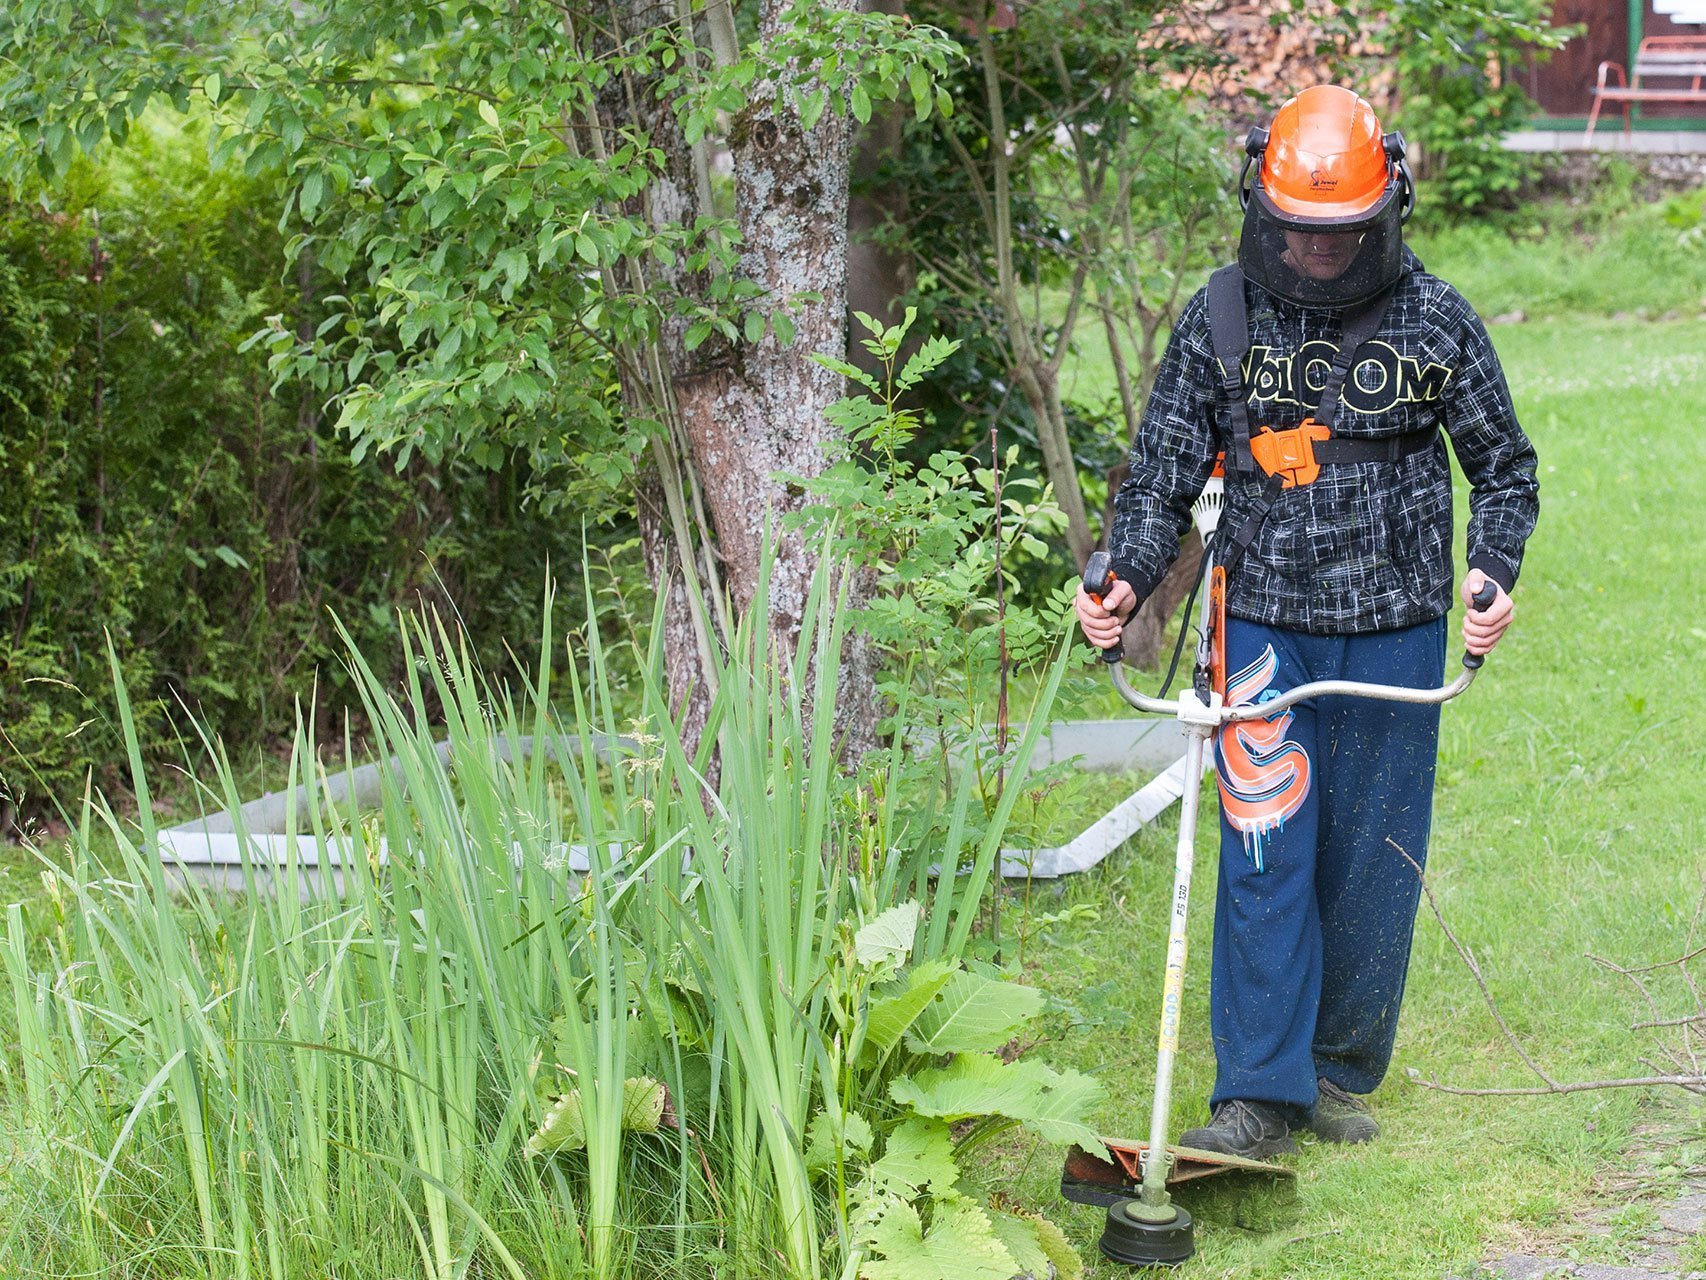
<box><xmin>813</xmin><ymin>902</ymin><xmax>1097</xmax><ymax>1280</ymax></box>
<box><xmin>797</xmin><ymin>309</ymin><xmax>1084</xmax><ymax>743</ymax></box>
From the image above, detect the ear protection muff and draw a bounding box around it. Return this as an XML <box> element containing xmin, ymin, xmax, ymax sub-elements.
<box><xmin>1382</xmin><ymin>130</ymin><xmax>1416</xmax><ymax>223</ymax></box>
<box><xmin>1238</xmin><ymin>126</ymin><xmax>1270</xmax><ymax>212</ymax></box>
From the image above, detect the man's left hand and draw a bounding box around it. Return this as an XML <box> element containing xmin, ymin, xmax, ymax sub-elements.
<box><xmin>1461</xmin><ymin>570</ymin><xmax>1513</xmax><ymax>657</ymax></box>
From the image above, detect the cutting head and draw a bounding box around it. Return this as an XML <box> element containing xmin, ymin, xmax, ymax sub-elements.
<box><xmin>1060</xmin><ymin>1135</ymin><xmax>1293</xmax><ymax>1207</ymax></box>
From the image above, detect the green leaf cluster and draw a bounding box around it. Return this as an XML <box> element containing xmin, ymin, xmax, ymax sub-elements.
<box><xmin>791</xmin><ymin>308</ymin><xmax>1097</xmax><ymax>879</ymax></box>
<box><xmin>0</xmin><ymin>0</ymin><xmax>964</xmax><ymax>489</ymax></box>
<box><xmin>808</xmin><ymin>893</ymin><xmax>1095</xmax><ymax>1280</ymax></box>
<box><xmin>1300</xmin><ymin>0</ymin><xmax>1580</xmax><ymax>218</ymax></box>
<box><xmin>0</xmin><ymin>121</ymin><xmax>585</xmax><ymax>833</ymax></box>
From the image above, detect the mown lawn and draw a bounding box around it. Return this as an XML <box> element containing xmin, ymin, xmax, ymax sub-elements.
<box><xmin>990</xmin><ymin>310</ymin><xmax>1706</xmax><ymax>1277</ymax></box>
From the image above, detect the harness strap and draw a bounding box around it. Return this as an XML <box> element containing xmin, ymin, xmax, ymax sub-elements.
<box><xmin>1207</xmin><ymin>266</ymin><xmax>1257</xmax><ymax>478</ymax></box>
<box><xmin>1313</xmin><ymin>428</ymin><xmax>1436</xmax><ymax>465</ymax></box>
<box><xmin>1312</xmin><ymin>287</ymin><xmax>1394</xmax><ymax>430</ymax></box>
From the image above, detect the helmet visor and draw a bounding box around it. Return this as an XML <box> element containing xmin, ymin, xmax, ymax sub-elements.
<box><xmin>1237</xmin><ymin>181</ymin><xmax>1404</xmax><ymax>309</ymax></box>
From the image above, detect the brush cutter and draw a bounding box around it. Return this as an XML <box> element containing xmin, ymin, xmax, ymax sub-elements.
<box><xmin>1068</xmin><ymin>489</ymin><xmax>1498</xmax><ymax>1268</ymax></box>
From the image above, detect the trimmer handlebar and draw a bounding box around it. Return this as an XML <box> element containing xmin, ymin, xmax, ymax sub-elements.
<box><xmin>1081</xmin><ymin>551</ymin><xmax>1125</xmax><ymax>666</ymax></box>
<box><xmin>1461</xmin><ymin>579</ymin><xmax>1499</xmax><ymax>671</ymax></box>
<box><xmin>1084</xmin><ymin>557</ymin><xmax>1503</xmax><ymax>718</ymax></box>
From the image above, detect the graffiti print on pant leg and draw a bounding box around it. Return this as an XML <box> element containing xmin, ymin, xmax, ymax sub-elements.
<box><xmin>1215</xmin><ymin>645</ymin><xmax>1312</xmax><ymax>872</ymax></box>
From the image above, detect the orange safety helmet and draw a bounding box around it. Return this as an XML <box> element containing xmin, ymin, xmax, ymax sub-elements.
<box><xmin>1237</xmin><ymin>86</ymin><xmax>1415</xmax><ymax>308</ymax></box>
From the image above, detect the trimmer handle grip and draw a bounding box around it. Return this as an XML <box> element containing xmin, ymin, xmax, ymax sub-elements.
<box><xmin>1462</xmin><ymin>579</ymin><xmax>1500</xmax><ymax>671</ymax></box>
<box><xmin>1082</xmin><ymin>551</ymin><xmax>1124</xmax><ymax>665</ymax></box>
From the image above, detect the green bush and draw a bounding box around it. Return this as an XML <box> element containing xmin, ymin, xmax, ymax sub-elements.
<box><xmin>1385</xmin><ymin>0</ymin><xmax>1574</xmax><ymax>218</ymax></box>
<box><xmin>0</xmin><ymin>119</ymin><xmax>589</xmax><ymax>834</ymax></box>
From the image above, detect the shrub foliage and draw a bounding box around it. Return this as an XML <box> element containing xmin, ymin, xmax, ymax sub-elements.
<box><xmin>0</xmin><ymin>123</ymin><xmax>585</xmax><ymax>833</ymax></box>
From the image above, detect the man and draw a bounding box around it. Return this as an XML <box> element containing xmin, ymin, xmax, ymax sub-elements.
<box><xmin>1075</xmin><ymin>86</ymin><xmax>1538</xmax><ymax>1157</ymax></box>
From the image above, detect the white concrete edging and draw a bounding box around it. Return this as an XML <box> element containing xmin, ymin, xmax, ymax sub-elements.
<box><xmin>157</xmin><ymin>720</ymin><xmax>1197</xmax><ymax>890</ymax></box>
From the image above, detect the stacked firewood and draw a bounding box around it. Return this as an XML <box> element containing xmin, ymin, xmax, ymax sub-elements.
<box><xmin>1146</xmin><ymin>0</ymin><xmax>1398</xmax><ymax>127</ymax></box>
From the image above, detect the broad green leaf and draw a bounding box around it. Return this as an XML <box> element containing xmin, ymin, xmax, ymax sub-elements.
<box><xmin>526</xmin><ymin>1077</ymin><xmax>668</xmax><ymax>1155</ymax></box>
<box><xmin>1024</xmin><ymin>1211</ymin><xmax>1084</xmax><ymax>1280</ymax></box>
<box><xmin>854</xmin><ymin>901</ymin><xmax>920</xmax><ymax>969</ymax></box>
<box><xmin>478</xmin><ymin>99</ymin><xmax>501</xmax><ymax>130</ymax></box>
<box><xmin>904</xmin><ymin>971</ymin><xmax>1043</xmax><ymax>1055</ymax></box>
<box><xmin>987</xmin><ymin>1210</ymin><xmax>1051</xmax><ymax>1279</ymax></box>
<box><xmin>800</xmin><ymin>91</ymin><xmax>825</xmax><ymax>132</ymax></box>
<box><xmin>888</xmin><ymin>1054</ymin><xmax>1106</xmax><ymax>1152</ymax></box>
<box><xmin>861</xmin><ymin>1197</ymin><xmax>1017</xmax><ymax>1280</ymax></box>
<box><xmin>907</xmin><ymin>65</ymin><xmax>929</xmax><ymax>116</ymax></box>
<box><xmin>805</xmin><ymin>1108</ymin><xmax>874</xmax><ymax>1173</ymax></box>
<box><xmin>864</xmin><ymin>958</ymin><xmax>955</xmax><ymax>1055</ymax></box>
<box><xmin>866</xmin><ymin>1117</ymin><xmax>957</xmax><ymax>1198</ymax></box>
<box><xmin>528</xmin><ymin>1087</ymin><xmax>588</xmax><ymax>1153</ymax></box>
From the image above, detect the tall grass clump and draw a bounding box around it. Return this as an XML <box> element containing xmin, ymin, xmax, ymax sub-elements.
<box><xmin>0</xmin><ymin>552</ymin><xmax>1098</xmax><ymax>1280</ymax></box>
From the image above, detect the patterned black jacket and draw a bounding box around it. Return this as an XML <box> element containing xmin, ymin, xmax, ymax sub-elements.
<box><xmin>1108</xmin><ymin>249</ymin><xmax>1540</xmax><ymax>634</ymax></box>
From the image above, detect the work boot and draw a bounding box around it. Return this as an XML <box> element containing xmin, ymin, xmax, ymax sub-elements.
<box><xmin>1311</xmin><ymin>1077</ymin><xmax>1379</xmax><ymax>1144</ymax></box>
<box><xmin>1177</xmin><ymin>1099</ymin><xmax>1296</xmax><ymax>1160</ymax></box>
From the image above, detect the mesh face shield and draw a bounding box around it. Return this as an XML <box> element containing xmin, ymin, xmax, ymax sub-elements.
<box><xmin>1237</xmin><ymin>181</ymin><xmax>1406</xmax><ymax>309</ymax></box>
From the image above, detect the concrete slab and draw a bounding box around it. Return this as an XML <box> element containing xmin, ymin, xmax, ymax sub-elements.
<box><xmin>965</xmin><ymin>717</ymin><xmax>1188</xmax><ymax>776</ymax></box>
<box><xmin>159</xmin><ymin>720</ymin><xmax>1200</xmax><ymax>891</ymax></box>
<box><xmin>997</xmin><ymin>749</ymin><xmax>1210</xmax><ymax>879</ymax></box>
<box><xmin>1489</xmin><ymin>1255</ymin><xmax>1577</xmax><ymax>1280</ymax></box>
<box><xmin>1505</xmin><ymin>129</ymin><xmax>1706</xmax><ymax>154</ymax></box>
<box><xmin>1658</xmin><ymin>1192</ymin><xmax>1706</xmax><ymax>1235</ymax></box>
<box><xmin>155</xmin><ymin>830</ymin><xmax>608</xmax><ymax>896</ymax></box>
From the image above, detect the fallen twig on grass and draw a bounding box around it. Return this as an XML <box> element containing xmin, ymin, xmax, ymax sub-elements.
<box><xmin>1390</xmin><ymin>837</ymin><xmax>1706</xmax><ymax>1099</ymax></box>
<box><xmin>1403</xmin><ymin>1072</ymin><xmax>1706</xmax><ymax>1097</ymax></box>
<box><xmin>1631</xmin><ymin>1012</ymin><xmax>1706</xmax><ymax>1031</ymax></box>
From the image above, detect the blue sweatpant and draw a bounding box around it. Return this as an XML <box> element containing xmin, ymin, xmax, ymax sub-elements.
<box><xmin>1208</xmin><ymin>615</ymin><xmax>1445</xmax><ymax>1117</ymax></box>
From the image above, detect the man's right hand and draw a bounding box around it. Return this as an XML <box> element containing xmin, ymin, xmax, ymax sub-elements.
<box><xmin>1074</xmin><ymin>580</ymin><xmax>1137</xmax><ymax>652</ymax></box>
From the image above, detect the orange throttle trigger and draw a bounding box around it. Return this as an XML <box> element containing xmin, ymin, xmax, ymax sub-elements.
<box><xmin>1250</xmin><ymin>419</ymin><xmax>1331</xmax><ymax>488</ymax></box>
<box><xmin>1082</xmin><ymin>551</ymin><xmax>1124</xmax><ymax>666</ymax></box>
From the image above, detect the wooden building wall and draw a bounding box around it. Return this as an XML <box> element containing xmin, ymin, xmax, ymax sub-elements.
<box><xmin>1522</xmin><ymin>0</ymin><xmax>1706</xmax><ymax>119</ymax></box>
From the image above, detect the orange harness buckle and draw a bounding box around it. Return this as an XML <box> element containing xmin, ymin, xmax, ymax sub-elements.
<box><xmin>1249</xmin><ymin>418</ymin><xmax>1331</xmax><ymax>488</ymax></box>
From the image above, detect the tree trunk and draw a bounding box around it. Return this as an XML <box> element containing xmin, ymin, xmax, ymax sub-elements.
<box><xmin>637</xmin><ymin>467</ymin><xmax>715</xmax><ymax>752</ymax></box>
<box><xmin>965</xmin><ymin>19</ymin><xmax>1095</xmax><ymax>569</ymax></box>
<box><xmin>1122</xmin><ymin>541</ymin><xmax>1204</xmax><ymax>671</ymax></box>
<box><xmin>1010</xmin><ymin>357</ymin><xmax>1095</xmax><ymax>566</ymax></box>
<box><xmin>1100</xmin><ymin>462</ymin><xmax>1206</xmax><ymax>670</ymax></box>
<box><xmin>671</xmin><ymin>0</ymin><xmax>877</xmax><ymax>758</ymax></box>
<box><xmin>593</xmin><ymin>0</ymin><xmax>878</xmax><ymax>759</ymax></box>
<box><xmin>846</xmin><ymin>0</ymin><xmax>914</xmax><ymax>380</ymax></box>
<box><xmin>590</xmin><ymin>0</ymin><xmax>731</xmax><ymax>755</ymax></box>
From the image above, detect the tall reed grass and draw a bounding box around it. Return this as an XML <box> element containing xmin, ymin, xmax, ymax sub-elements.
<box><xmin>0</xmin><ymin>556</ymin><xmax>1068</xmax><ymax>1279</ymax></box>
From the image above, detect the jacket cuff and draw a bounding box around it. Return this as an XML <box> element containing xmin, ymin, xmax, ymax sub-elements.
<box><xmin>1110</xmin><ymin>560</ymin><xmax>1162</xmax><ymax>609</ymax></box>
<box><xmin>1467</xmin><ymin>553</ymin><xmax>1516</xmax><ymax>595</ymax></box>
